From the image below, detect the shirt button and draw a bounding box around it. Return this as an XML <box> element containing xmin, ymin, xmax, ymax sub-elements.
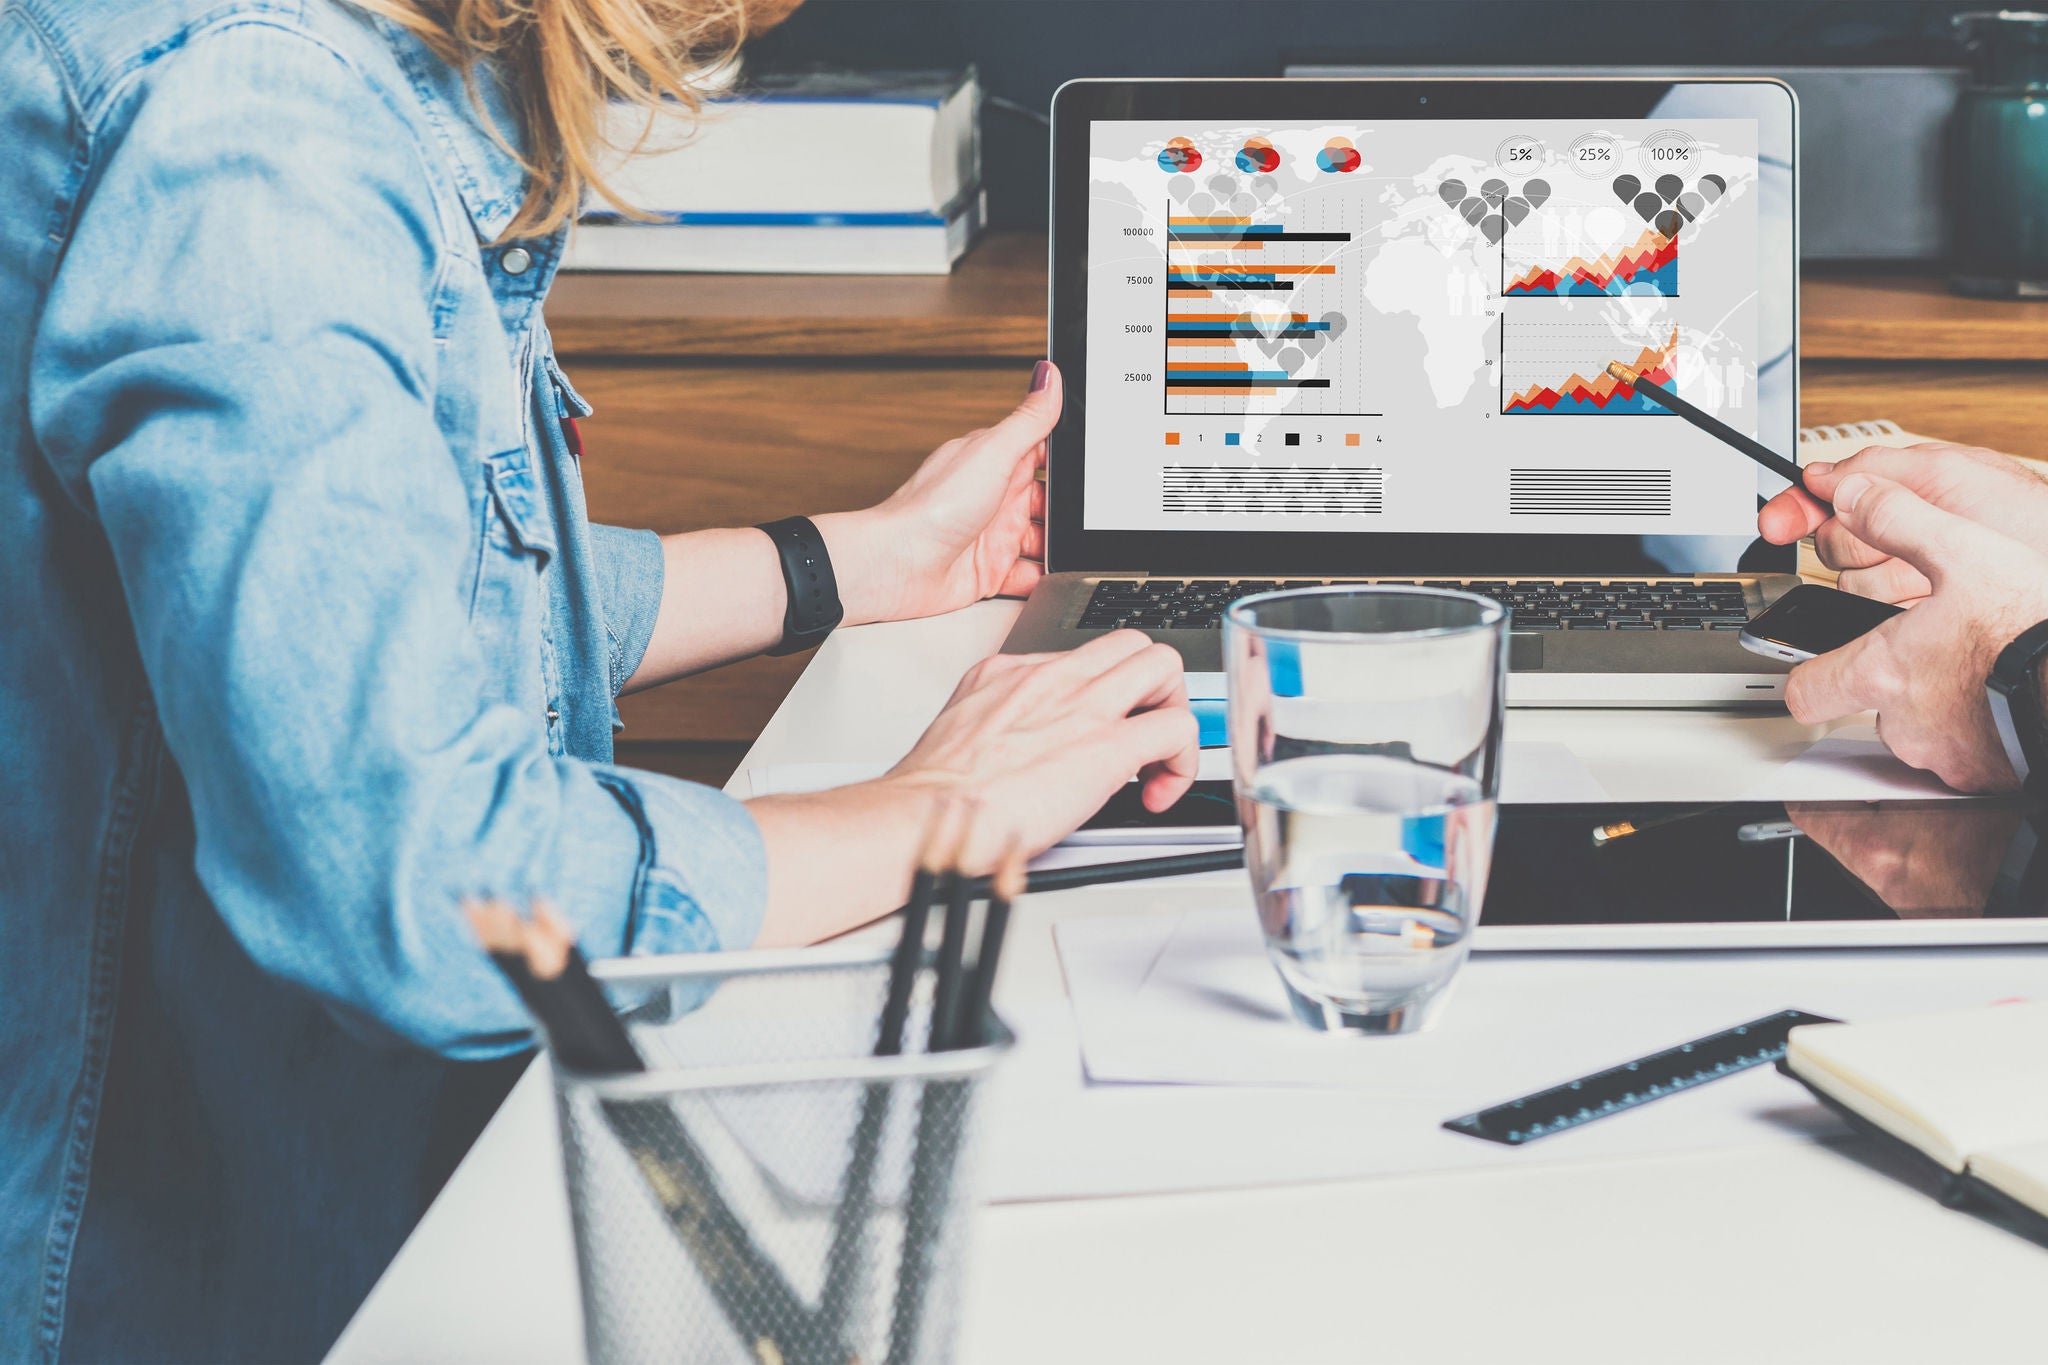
<box><xmin>546</xmin><ymin>707</ymin><xmax>560</xmax><ymax>724</ymax></box>
<box><xmin>501</xmin><ymin>246</ymin><xmax>532</xmax><ymax>276</ymax></box>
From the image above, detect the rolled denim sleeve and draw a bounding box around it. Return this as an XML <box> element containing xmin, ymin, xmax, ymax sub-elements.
<box><xmin>29</xmin><ymin>22</ymin><xmax>763</xmax><ymax>1057</ymax></box>
<box><xmin>587</xmin><ymin>522</ymin><xmax>665</xmax><ymax>698</ymax></box>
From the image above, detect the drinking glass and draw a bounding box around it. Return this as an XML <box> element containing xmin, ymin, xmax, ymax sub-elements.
<box><xmin>1223</xmin><ymin>587</ymin><xmax>1507</xmax><ymax>1035</ymax></box>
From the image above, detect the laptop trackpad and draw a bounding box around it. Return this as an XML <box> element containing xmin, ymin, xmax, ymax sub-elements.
<box><xmin>1509</xmin><ymin>632</ymin><xmax>1544</xmax><ymax>672</ymax></box>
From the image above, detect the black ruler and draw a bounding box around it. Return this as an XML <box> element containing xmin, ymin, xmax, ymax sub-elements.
<box><xmin>1443</xmin><ymin>1008</ymin><xmax>1841</xmax><ymax>1146</ymax></box>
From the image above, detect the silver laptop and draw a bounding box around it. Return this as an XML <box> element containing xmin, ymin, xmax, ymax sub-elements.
<box><xmin>1005</xmin><ymin>77</ymin><xmax>1802</xmax><ymax>707</ymax></box>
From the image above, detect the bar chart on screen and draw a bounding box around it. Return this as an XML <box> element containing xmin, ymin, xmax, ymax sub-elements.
<box><xmin>1163</xmin><ymin>205</ymin><xmax>1374</xmax><ymax>418</ymax></box>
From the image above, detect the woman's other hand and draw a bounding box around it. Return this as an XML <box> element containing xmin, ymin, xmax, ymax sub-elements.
<box><xmin>883</xmin><ymin>630</ymin><xmax>1198</xmax><ymax>865</ymax></box>
<box><xmin>1758</xmin><ymin>443</ymin><xmax>2048</xmax><ymax>604</ymax></box>
<box><xmin>818</xmin><ymin>361</ymin><xmax>1060</xmax><ymax>625</ymax></box>
<box><xmin>745</xmin><ymin>629</ymin><xmax>1198</xmax><ymax>946</ymax></box>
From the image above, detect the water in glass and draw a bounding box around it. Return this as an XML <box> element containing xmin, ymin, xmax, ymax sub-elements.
<box><xmin>1240</xmin><ymin>752</ymin><xmax>1496</xmax><ymax>1034</ymax></box>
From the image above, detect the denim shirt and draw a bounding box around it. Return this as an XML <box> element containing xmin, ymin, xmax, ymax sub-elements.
<box><xmin>0</xmin><ymin>1</ymin><xmax>768</xmax><ymax>1358</ymax></box>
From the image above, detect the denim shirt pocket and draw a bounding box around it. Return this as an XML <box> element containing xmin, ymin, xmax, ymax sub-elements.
<box><xmin>543</xmin><ymin>351</ymin><xmax>593</xmax><ymax>421</ymax></box>
<box><xmin>468</xmin><ymin>449</ymin><xmax>556</xmax><ymax>702</ymax></box>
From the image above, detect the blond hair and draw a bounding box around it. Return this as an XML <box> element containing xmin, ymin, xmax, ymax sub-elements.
<box><xmin>352</xmin><ymin>0</ymin><xmax>769</xmax><ymax>240</ymax></box>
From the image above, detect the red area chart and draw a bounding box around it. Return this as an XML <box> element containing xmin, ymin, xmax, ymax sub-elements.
<box><xmin>1503</xmin><ymin>326</ymin><xmax>1679</xmax><ymax>416</ymax></box>
<box><xmin>1505</xmin><ymin>226</ymin><xmax>1678</xmax><ymax>298</ymax></box>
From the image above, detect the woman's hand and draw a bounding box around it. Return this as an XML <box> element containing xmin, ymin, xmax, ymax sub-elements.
<box><xmin>882</xmin><ymin>629</ymin><xmax>1198</xmax><ymax>866</ymax></box>
<box><xmin>745</xmin><ymin>630</ymin><xmax>1200</xmax><ymax>945</ymax></box>
<box><xmin>1759</xmin><ymin>443</ymin><xmax>2048</xmax><ymax>604</ymax></box>
<box><xmin>817</xmin><ymin>362</ymin><xmax>1059</xmax><ymax>626</ymax></box>
<box><xmin>1779</xmin><ymin>473</ymin><xmax>2048</xmax><ymax>792</ymax></box>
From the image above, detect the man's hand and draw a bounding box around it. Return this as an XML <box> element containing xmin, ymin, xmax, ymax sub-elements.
<box><xmin>1778</xmin><ymin>473</ymin><xmax>2048</xmax><ymax>791</ymax></box>
<box><xmin>1759</xmin><ymin>442</ymin><xmax>2048</xmax><ymax>603</ymax></box>
<box><xmin>817</xmin><ymin>362</ymin><xmax>1059</xmax><ymax>626</ymax></box>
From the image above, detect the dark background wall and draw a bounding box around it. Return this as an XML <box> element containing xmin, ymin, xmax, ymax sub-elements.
<box><xmin>747</xmin><ymin>0</ymin><xmax>1967</xmax><ymax>227</ymax></box>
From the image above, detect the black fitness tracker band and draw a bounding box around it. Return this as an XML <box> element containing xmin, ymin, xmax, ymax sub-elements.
<box><xmin>1987</xmin><ymin>618</ymin><xmax>2048</xmax><ymax>793</ymax></box>
<box><xmin>757</xmin><ymin>516</ymin><xmax>844</xmax><ymax>656</ymax></box>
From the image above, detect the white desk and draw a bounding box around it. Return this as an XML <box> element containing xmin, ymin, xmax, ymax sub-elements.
<box><xmin>329</xmin><ymin>603</ymin><xmax>2048</xmax><ymax>1364</ymax></box>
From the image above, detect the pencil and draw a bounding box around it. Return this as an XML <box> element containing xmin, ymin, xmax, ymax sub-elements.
<box><xmin>819</xmin><ymin>799</ymin><xmax>955</xmax><ymax>1339</ymax></box>
<box><xmin>956</xmin><ymin>842</ymin><xmax>1025</xmax><ymax>1049</ymax></box>
<box><xmin>468</xmin><ymin>902</ymin><xmax>826</xmax><ymax>1365</ymax></box>
<box><xmin>926</xmin><ymin>803</ymin><xmax>983</xmax><ymax>1053</ymax></box>
<box><xmin>886</xmin><ymin>812</ymin><xmax>980</xmax><ymax>1365</ymax></box>
<box><xmin>1017</xmin><ymin>845</ymin><xmax>1245</xmax><ymax>895</ymax></box>
<box><xmin>1606</xmin><ymin>360</ymin><xmax>1829</xmax><ymax>514</ymax></box>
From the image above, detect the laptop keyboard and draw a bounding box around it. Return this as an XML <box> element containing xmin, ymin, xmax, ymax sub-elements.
<box><xmin>1076</xmin><ymin>579</ymin><xmax>1754</xmax><ymax>632</ymax></box>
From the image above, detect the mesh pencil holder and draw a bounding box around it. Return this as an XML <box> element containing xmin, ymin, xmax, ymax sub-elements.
<box><xmin>551</xmin><ymin>945</ymin><xmax>1012</xmax><ymax>1365</ymax></box>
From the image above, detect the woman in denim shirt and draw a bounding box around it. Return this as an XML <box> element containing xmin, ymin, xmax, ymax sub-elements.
<box><xmin>0</xmin><ymin>0</ymin><xmax>1195</xmax><ymax>1357</ymax></box>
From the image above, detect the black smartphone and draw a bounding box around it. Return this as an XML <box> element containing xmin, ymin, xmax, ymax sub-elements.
<box><xmin>1739</xmin><ymin>583</ymin><xmax>1904</xmax><ymax>663</ymax></box>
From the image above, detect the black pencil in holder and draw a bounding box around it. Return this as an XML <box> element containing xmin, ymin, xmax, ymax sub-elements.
<box><xmin>548</xmin><ymin>945</ymin><xmax>1012</xmax><ymax>1365</ymax></box>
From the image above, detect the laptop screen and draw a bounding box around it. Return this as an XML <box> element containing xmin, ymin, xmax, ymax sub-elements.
<box><xmin>1048</xmin><ymin>83</ymin><xmax>1797</xmax><ymax>577</ymax></box>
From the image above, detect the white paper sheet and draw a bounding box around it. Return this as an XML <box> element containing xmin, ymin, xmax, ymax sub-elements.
<box><xmin>1739</xmin><ymin>723</ymin><xmax>1965</xmax><ymax>802</ymax></box>
<box><xmin>963</xmin><ymin>905</ymin><xmax>2048</xmax><ymax>1203</ymax></box>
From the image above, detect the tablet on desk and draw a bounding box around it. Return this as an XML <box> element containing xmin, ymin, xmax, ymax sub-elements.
<box><xmin>1080</xmin><ymin>791</ymin><xmax>2048</xmax><ymax>950</ymax></box>
<box><xmin>1482</xmin><ymin>799</ymin><xmax>2048</xmax><ymax>950</ymax></box>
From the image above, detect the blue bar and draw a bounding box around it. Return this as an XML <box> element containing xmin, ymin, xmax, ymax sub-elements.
<box><xmin>1166</xmin><ymin>370</ymin><xmax>1290</xmax><ymax>380</ymax></box>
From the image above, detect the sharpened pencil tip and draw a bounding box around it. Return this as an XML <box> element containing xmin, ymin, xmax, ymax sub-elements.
<box><xmin>523</xmin><ymin>901</ymin><xmax>574</xmax><ymax>980</ymax></box>
<box><xmin>992</xmin><ymin>841</ymin><xmax>1028</xmax><ymax>902</ymax></box>
<box><xmin>465</xmin><ymin>898</ymin><xmax>525</xmax><ymax>955</ymax></box>
<box><xmin>1606</xmin><ymin>360</ymin><xmax>1640</xmax><ymax>385</ymax></box>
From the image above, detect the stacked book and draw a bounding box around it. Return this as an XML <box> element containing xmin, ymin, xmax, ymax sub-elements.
<box><xmin>565</xmin><ymin>68</ymin><xmax>983</xmax><ymax>275</ymax></box>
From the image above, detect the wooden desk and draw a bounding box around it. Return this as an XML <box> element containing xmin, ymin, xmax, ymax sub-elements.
<box><xmin>1802</xmin><ymin>272</ymin><xmax>2048</xmax><ymax>457</ymax></box>
<box><xmin>551</xmin><ymin>242</ymin><xmax>2048</xmax><ymax>779</ymax></box>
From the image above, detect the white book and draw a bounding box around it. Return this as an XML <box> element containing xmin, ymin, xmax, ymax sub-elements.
<box><xmin>561</xmin><ymin>192</ymin><xmax>984</xmax><ymax>275</ymax></box>
<box><xmin>587</xmin><ymin>69</ymin><xmax>979</xmax><ymax>218</ymax></box>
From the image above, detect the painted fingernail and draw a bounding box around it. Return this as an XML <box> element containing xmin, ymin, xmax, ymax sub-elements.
<box><xmin>1834</xmin><ymin>473</ymin><xmax>1870</xmax><ymax>512</ymax></box>
<box><xmin>1030</xmin><ymin>360</ymin><xmax>1053</xmax><ymax>393</ymax></box>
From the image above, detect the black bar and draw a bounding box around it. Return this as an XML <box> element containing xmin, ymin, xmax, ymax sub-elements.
<box><xmin>1164</xmin><ymin>378</ymin><xmax>1332</xmax><ymax>389</ymax></box>
<box><xmin>1170</xmin><ymin>231</ymin><xmax>1354</xmax><ymax>242</ymax></box>
<box><xmin>1167</xmin><ymin>282</ymin><xmax>1294</xmax><ymax>292</ymax></box>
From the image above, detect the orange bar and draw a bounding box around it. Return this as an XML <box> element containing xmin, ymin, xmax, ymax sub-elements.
<box><xmin>1164</xmin><ymin>432</ymin><xmax>1181</xmax><ymax>445</ymax></box>
<box><xmin>1165</xmin><ymin>337</ymin><xmax>1243</xmax><ymax>346</ymax></box>
<box><xmin>1168</xmin><ymin>242</ymin><xmax>1266</xmax><ymax>250</ymax></box>
<box><xmin>1168</xmin><ymin>216</ymin><xmax>1254</xmax><ymax>224</ymax></box>
<box><xmin>1168</xmin><ymin>362</ymin><xmax>1249</xmax><ymax>371</ymax></box>
<box><xmin>1166</xmin><ymin>387</ymin><xmax>1278</xmax><ymax>396</ymax></box>
<box><xmin>1167</xmin><ymin>290</ymin><xmax>1214</xmax><ymax>299</ymax></box>
<box><xmin>1169</xmin><ymin>313</ymin><xmax>1308</xmax><ymax>322</ymax></box>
